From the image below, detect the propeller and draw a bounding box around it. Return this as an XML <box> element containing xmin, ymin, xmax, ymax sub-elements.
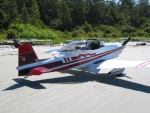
<box><xmin>122</xmin><ymin>37</ymin><xmax>131</xmax><ymax>46</ymax></box>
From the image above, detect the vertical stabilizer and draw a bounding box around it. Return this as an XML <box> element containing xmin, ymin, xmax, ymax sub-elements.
<box><xmin>18</xmin><ymin>43</ymin><xmax>38</xmax><ymax>66</ymax></box>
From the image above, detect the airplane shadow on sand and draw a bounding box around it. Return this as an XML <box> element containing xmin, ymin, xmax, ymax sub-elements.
<box><xmin>3</xmin><ymin>69</ymin><xmax>150</xmax><ymax>94</ymax></box>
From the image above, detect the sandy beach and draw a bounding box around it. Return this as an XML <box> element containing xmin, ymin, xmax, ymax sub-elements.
<box><xmin>0</xmin><ymin>42</ymin><xmax>150</xmax><ymax>113</ymax></box>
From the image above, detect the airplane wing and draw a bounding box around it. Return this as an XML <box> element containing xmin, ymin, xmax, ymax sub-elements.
<box><xmin>78</xmin><ymin>59</ymin><xmax>150</xmax><ymax>74</ymax></box>
<box><xmin>97</xmin><ymin>59</ymin><xmax>150</xmax><ymax>69</ymax></box>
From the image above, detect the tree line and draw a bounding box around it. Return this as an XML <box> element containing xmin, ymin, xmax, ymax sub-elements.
<box><xmin>1</xmin><ymin>0</ymin><xmax>150</xmax><ymax>39</ymax></box>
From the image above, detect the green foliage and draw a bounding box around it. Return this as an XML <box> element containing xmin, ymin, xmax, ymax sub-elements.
<box><xmin>72</xmin><ymin>31</ymin><xmax>78</xmax><ymax>37</ymax></box>
<box><xmin>144</xmin><ymin>27</ymin><xmax>150</xmax><ymax>33</ymax></box>
<box><xmin>121</xmin><ymin>25</ymin><xmax>136</xmax><ymax>34</ymax></box>
<box><xmin>9</xmin><ymin>24</ymin><xmax>59</xmax><ymax>39</ymax></box>
<box><xmin>51</xmin><ymin>37</ymin><xmax>65</xmax><ymax>44</ymax></box>
<box><xmin>87</xmin><ymin>33</ymin><xmax>93</xmax><ymax>38</ymax></box>
<box><xmin>30</xmin><ymin>0</ymin><xmax>41</xmax><ymax>25</ymax></box>
<box><xmin>122</xmin><ymin>32</ymin><xmax>129</xmax><ymax>37</ymax></box>
<box><xmin>21</xmin><ymin>2</ymin><xmax>30</xmax><ymax>24</ymax></box>
<box><xmin>50</xmin><ymin>19</ymin><xmax>61</xmax><ymax>29</ymax></box>
<box><xmin>72</xmin><ymin>29</ymin><xmax>85</xmax><ymax>37</ymax></box>
<box><xmin>38</xmin><ymin>0</ymin><xmax>59</xmax><ymax>27</ymax></box>
<box><xmin>111</xmin><ymin>33</ymin><xmax>117</xmax><ymax>38</ymax></box>
<box><xmin>82</xmin><ymin>22</ymin><xmax>92</xmax><ymax>33</ymax></box>
<box><xmin>69</xmin><ymin>0</ymin><xmax>86</xmax><ymax>26</ymax></box>
<box><xmin>7</xmin><ymin>29</ymin><xmax>17</xmax><ymax>39</ymax></box>
<box><xmin>137</xmin><ymin>31</ymin><xmax>149</xmax><ymax>37</ymax></box>
<box><xmin>0</xmin><ymin>34</ymin><xmax>7</xmax><ymax>40</ymax></box>
<box><xmin>94</xmin><ymin>33</ymin><xmax>99</xmax><ymax>38</ymax></box>
<box><xmin>100</xmin><ymin>25</ymin><xmax>115</xmax><ymax>34</ymax></box>
<box><xmin>78</xmin><ymin>30</ymin><xmax>85</xmax><ymax>34</ymax></box>
<box><xmin>58</xmin><ymin>0</ymin><xmax>73</xmax><ymax>31</ymax></box>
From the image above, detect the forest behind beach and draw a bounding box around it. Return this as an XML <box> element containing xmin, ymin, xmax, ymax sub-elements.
<box><xmin>0</xmin><ymin>0</ymin><xmax>150</xmax><ymax>43</ymax></box>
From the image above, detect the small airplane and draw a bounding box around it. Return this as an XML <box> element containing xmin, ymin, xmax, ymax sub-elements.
<box><xmin>16</xmin><ymin>38</ymin><xmax>150</xmax><ymax>78</ymax></box>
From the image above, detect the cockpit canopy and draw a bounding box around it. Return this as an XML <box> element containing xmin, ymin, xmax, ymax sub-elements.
<box><xmin>60</xmin><ymin>39</ymin><xmax>104</xmax><ymax>52</ymax></box>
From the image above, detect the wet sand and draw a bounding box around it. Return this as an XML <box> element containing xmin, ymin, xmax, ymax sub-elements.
<box><xmin>0</xmin><ymin>42</ymin><xmax>150</xmax><ymax>113</ymax></box>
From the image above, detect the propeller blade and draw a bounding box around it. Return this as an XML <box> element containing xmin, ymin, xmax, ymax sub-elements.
<box><xmin>122</xmin><ymin>37</ymin><xmax>131</xmax><ymax>46</ymax></box>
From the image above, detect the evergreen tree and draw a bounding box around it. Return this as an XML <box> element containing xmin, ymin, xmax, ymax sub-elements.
<box><xmin>21</xmin><ymin>2</ymin><xmax>30</xmax><ymax>24</ymax></box>
<box><xmin>69</xmin><ymin>0</ymin><xmax>87</xmax><ymax>27</ymax></box>
<box><xmin>138</xmin><ymin>0</ymin><xmax>150</xmax><ymax>18</ymax></box>
<box><xmin>103</xmin><ymin>0</ymin><xmax>120</xmax><ymax>25</ymax></box>
<box><xmin>8</xmin><ymin>0</ymin><xmax>18</xmax><ymax>23</ymax></box>
<box><xmin>138</xmin><ymin>0</ymin><xmax>150</xmax><ymax>27</ymax></box>
<box><xmin>30</xmin><ymin>0</ymin><xmax>41</xmax><ymax>25</ymax></box>
<box><xmin>38</xmin><ymin>0</ymin><xmax>59</xmax><ymax>26</ymax></box>
<box><xmin>87</xmin><ymin>0</ymin><xmax>106</xmax><ymax>25</ymax></box>
<box><xmin>0</xmin><ymin>0</ymin><xmax>9</xmax><ymax>29</ymax></box>
<box><xmin>0</xmin><ymin>0</ymin><xmax>18</xmax><ymax>29</ymax></box>
<box><xmin>119</xmin><ymin>0</ymin><xmax>135</xmax><ymax>25</ymax></box>
<box><xmin>130</xmin><ymin>5</ymin><xmax>141</xmax><ymax>27</ymax></box>
<box><xmin>58</xmin><ymin>0</ymin><xmax>72</xmax><ymax>31</ymax></box>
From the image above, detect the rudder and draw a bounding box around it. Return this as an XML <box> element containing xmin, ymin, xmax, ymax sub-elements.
<box><xmin>18</xmin><ymin>43</ymin><xmax>38</xmax><ymax>66</ymax></box>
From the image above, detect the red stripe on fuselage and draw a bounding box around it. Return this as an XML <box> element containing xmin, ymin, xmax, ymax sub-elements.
<box><xmin>52</xmin><ymin>47</ymin><xmax>122</xmax><ymax>71</ymax></box>
<box><xmin>71</xmin><ymin>53</ymin><xmax>96</xmax><ymax>60</ymax></box>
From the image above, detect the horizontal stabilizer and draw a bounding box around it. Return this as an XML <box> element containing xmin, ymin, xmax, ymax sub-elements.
<box><xmin>45</xmin><ymin>49</ymin><xmax>60</xmax><ymax>53</ymax></box>
<box><xmin>30</xmin><ymin>67</ymin><xmax>50</xmax><ymax>76</ymax></box>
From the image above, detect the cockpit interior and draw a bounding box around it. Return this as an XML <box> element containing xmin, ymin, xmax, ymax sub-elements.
<box><xmin>60</xmin><ymin>39</ymin><xmax>104</xmax><ymax>52</ymax></box>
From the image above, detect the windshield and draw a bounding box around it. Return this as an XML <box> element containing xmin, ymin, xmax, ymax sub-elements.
<box><xmin>60</xmin><ymin>39</ymin><xmax>103</xmax><ymax>52</ymax></box>
<box><xmin>60</xmin><ymin>41</ymin><xmax>87</xmax><ymax>51</ymax></box>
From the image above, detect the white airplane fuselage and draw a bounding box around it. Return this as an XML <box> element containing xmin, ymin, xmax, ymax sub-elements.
<box><xmin>17</xmin><ymin>42</ymin><xmax>124</xmax><ymax>76</ymax></box>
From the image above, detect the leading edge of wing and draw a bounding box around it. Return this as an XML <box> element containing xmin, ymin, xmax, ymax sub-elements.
<box><xmin>45</xmin><ymin>49</ymin><xmax>60</xmax><ymax>53</ymax></box>
<box><xmin>97</xmin><ymin>59</ymin><xmax>150</xmax><ymax>69</ymax></box>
